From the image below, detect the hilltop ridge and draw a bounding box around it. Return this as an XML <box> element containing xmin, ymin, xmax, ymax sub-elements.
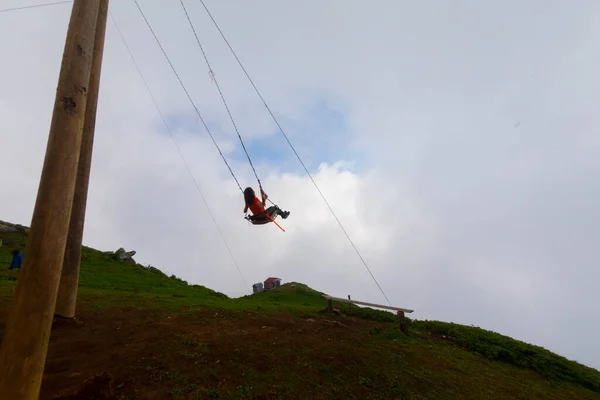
<box><xmin>1</xmin><ymin>224</ymin><xmax>599</xmax><ymax>399</ymax></box>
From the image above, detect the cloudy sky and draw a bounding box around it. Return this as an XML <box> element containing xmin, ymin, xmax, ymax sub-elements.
<box><xmin>2</xmin><ymin>0</ymin><xmax>600</xmax><ymax>370</ymax></box>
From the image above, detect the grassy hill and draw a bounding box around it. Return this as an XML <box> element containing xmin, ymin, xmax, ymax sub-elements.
<box><xmin>1</xmin><ymin>228</ymin><xmax>600</xmax><ymax>399</ymax></box>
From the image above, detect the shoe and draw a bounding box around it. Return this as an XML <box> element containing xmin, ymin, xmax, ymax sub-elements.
<box><xmin>282</xmin><ymin>211</ymin><xmax>290</xmax><ymax>219</ymax></box>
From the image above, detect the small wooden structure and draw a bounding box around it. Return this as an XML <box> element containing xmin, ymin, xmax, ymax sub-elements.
<box><xmin>252</xmin><ymin>282</ymin><xmax>264</xmax><ymax>294</ymax></box>
<box><xmin>264</xmin><ymin>277</ymin><xmax>281</xmax><ymax>290</ymax></box>
<box><xmin>322</xmin><ymin>295</ymin><xmax>414</xmax><ymax>332</ymax></box>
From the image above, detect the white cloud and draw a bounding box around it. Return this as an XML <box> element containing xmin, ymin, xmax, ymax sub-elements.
<box><xmin>2</xmin><ymin>0</ymin><xmax>600</xmax><ymax>370</ymax></box>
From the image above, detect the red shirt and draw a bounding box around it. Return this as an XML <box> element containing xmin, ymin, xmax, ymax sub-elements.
<box><xmin>247</xmin><ymin>197</ymin><xmax>265</xmax><ymax>215</ymax></box>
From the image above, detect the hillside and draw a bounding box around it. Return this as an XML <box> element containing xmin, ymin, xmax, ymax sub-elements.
<box><xmin>1</xmin><ymin>227</ymin><xmax>600</xmax><ymax>399</ymax></box>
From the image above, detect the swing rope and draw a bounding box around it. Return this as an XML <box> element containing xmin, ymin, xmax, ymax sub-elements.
<box><xmin>197</xmin><ymin>0</ymin><xmax>391</xmax><ymax>304</ymax></box>
<box><xmin>179</xmin><ymin>0</ymin><xmax>263</xmax><ymax>194</ymax></box>
<box><xmin>180</xmin><ymin>0</ymin><xmax>288</xmax><ymax>228</ymax></box>
<box><xmin>112</xmin><ymin>8</ymin><xmax>251</xmax><ymax>293</ymax></box>
<box><xmin>134</xmin><ymin>0</ymin><xmax>246</xmax><ymax>196</ymax></box>
<box><xmin>138</xmin><ymin>0</ymin><xmax>282</xmax><ymax>230</ymax></box>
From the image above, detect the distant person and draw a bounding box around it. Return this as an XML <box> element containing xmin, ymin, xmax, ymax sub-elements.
<box><xmin>243</xmin><ymin>187</ymin><xmax>290</xmax><ymax>224</ymax></box>
<box><xmin>9</xmin><ymin>249</ymin><xmax>23</xmax><ymax>270</ymax></box>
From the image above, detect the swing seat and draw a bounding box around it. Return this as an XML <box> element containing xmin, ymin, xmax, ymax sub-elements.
<box><xmin>245</xmin><ymin>212</ymin><xmax>278</xmax><ymax>225</ymax></box>
<box><xmin>245</xmin><ymin>216</ymin><xmax>272</xmax><ymax>225</ymax></box>
<box><xmin>244</xmin><ymin>206</ymin><xmax>287</xmax><ymax>232</ymax></box>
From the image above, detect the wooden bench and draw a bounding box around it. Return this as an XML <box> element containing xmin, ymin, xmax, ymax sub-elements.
<box><xmin>322</xmin><ymin>295</ymin><xmax>414</xmax><ymax>332</ymax></box>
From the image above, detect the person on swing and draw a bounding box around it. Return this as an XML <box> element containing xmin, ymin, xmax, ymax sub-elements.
<box><xmin>244</xmin><ymin>186</ymin><xmax>290</xmax><ymax>223</ymax></box>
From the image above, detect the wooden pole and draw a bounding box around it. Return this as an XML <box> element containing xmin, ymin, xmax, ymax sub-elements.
<box><xmin>55</xmin><ymin>0</ymin><xmax>109</xmax><ymax>319</ymax></box>
<box><xmin>0</xmin><ymin>1</ymin><xmax>101</xmax><ymax>399</ymax></box>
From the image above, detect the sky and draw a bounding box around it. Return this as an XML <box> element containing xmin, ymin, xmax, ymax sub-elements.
<box><xmin>1</xmin><ymin>0</ymin><xmax>600</xmax><ymax>370</ymax></box>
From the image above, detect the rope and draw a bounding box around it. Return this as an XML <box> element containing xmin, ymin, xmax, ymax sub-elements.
<box><xmin>198</xmin><ymin>0</ymin><xmax>392</xmax><ymax>305</ymax></box>
<box><xmin>132</xmin><ymin>0</ymin><xmax>244</xmax><ymax>194</ymax></box>
<box><xmin>0</xmin><ymin>1</ymin><xmax>71</xmax><ymax>14</ymax></box>
<box><xmin>111</xmin><ymin>9</ymin><xmax>250</xmax><ymax>294</ymax></box>
<box><xmin>178</xmin><ymin>0</ymin><xmax>262</xmax><ymax>193</ymax></box>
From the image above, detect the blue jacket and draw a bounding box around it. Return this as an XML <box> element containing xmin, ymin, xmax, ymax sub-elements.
<box><xmin>10</xmin><ymin>252</ymin><xmax>23</xmax><ymax>269</ymax></box>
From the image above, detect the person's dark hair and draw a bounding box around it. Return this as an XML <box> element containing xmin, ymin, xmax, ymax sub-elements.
<box><xmin>244</xmin><ymin>187</ymin><xmax>256</xmax><ymax>205</ymax></box>
<box><xmin>12</xmin><ymin>249</ymin><xmax>19</xmax><ymax>256</ymax></box>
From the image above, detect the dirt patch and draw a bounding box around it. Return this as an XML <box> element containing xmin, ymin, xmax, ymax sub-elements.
<box><xmin>10</xmin><ymin>308</ymin><xmax>381</xmax><ymax>399</ymax></box>
<box><xmin>427</xmin><ymin>330</ymin><xmax>460</xmax><ymax>346</ymax></box>
<box><xmin>54</xmin><ymin>372</ymin><xmax>116</xmax><ymax>399</ymax></box>
<box><xmin>0</xmin><ymin>307</ymin><xmax>596</xmax><ymax>400</ymax></box>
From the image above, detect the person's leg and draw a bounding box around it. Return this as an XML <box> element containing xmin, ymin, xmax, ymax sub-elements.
<box><xmin>265</xmin><ymin>206</ymin><xmax>280</xmax><ymax>217</ymax></box>
<box><xmin>269</xmin><ymin>205</ymin><xmax>289</xmax><ymax>219</ymax></box>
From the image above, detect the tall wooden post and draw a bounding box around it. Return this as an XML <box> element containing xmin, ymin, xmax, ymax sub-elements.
<box><xmin>0</xmin><ymin>1</ymin><xmax>101</xmax><ymax>399</ymax></box>
<box><xmin>55</xmin><ymin>0</ymin><xmax>109</xmax><ymax>319</ymax></box>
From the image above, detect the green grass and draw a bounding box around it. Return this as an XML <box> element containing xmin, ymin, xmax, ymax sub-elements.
<box><xmin>1</xmin><ymin>229</ymin><xmax>600</xmax><ymax>399</ymax></box>
<box><xmin>410</xmin><ymin>320</ymin><xmax>600</xmax><ymax>392</ymax></box>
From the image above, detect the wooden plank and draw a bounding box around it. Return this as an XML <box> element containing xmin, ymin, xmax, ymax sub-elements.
<box><xmin>323</xmin><ymin>295</ymin><xmax>414</xmax><ymax>313</ymax></box>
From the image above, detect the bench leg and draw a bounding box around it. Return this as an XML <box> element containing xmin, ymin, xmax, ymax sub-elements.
<box><xmin>397</xmin><ymin>311</ymin><xmax>407</xmax><ymax>333</ymax></box>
